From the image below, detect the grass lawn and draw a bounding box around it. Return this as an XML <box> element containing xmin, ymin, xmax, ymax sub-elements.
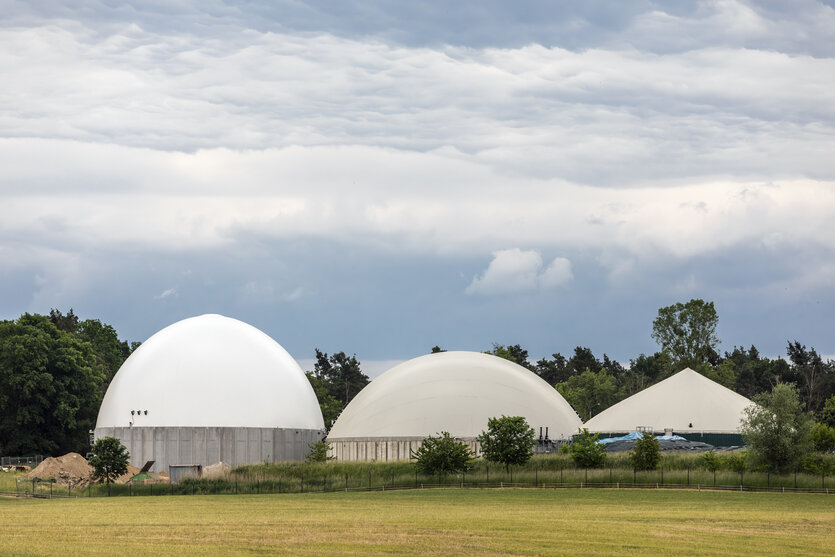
<box><xmin>1</xmin><ymin>488</ymin><xmax>833</xmax><ymax>556</ymax></box>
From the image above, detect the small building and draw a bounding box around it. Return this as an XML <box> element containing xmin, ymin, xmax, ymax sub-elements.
<box><xmin>94</xmin><ymin>314</ymin><xmax>325</xmax><ymax>473</ymax></box>
<box><xmin>327</xmin><ymin>351</ymin><xmax>583</xmax><ymax>461</ymax></box>
<box><xmin>583</xmin><ymin>367</ymin><xmax>755</xmax><ymax>446</ymax></box>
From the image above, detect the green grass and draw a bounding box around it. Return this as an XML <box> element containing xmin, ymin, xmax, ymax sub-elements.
<box><xmin>1</xmin><ymin>489</ymin><xmax>832</xmax><ymax>555</ymax></box>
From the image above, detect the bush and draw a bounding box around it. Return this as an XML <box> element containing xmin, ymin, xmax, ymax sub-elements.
<box><xmin>629</xmin><ymin>433</ymin><xmax>660</xmax><ymax>471</ymax></box>
<box><xmin>477</xmin><ymin>416</ymin><xmax>536</xmax><ymax>471</ymax></box>
<box><xmin>305</xmin><ymin>440</ymin><xmax>335</xmax><ymax>463</ymax></box>
<box><xmin>569</xmin><ymin>429</ymin><xmax>606</xmax><ymax>469</ymax></box>
<box><xmin>411</xmin><ymin>432</ymin><xmax>473</xmax><ymax>476</ymax></box>
<box><xmin>802</xmin><ymin>453</ymin><xmax>835</xmax><ymax>475</ymax></box>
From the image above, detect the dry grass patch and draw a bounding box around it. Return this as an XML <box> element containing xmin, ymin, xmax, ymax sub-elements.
<box><xmin>0</xmin><ymin>489</ymin><xmax>832</xmax><ymax>556</ymax></box>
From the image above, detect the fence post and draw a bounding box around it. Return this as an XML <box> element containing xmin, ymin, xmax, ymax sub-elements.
<box><xmin>687</xmin><ymin>467</ymin><xmax>690</xmax><ymax>487</ymax></box>
<box><xmin>794</xmin><ymin>469</ymin><xmax>797</xmax><ymax>489</ymax></box>
<box><xmin>713</xmin><ymin>469</ymin><xmax>716</xmax><ymax>487</ymax></box>
<box><xmin>510</xmin><ymin>466</ymin><xmax>513</xmax><ymax>483</ymax></box>
<box><xmin>609</xmin><ymin>467</ymin><xmax>612</xmax><ymax>485</ymax></box>
<box><xmin>633</xmin><ymin>468</ymin><xmax>636</xmax><ymax>486</ymax></box>
<box><xmin>368</xmin><ymin>471</ymin><xmax>371</xmax><ymax>489</ymax></box>
<box><xmin>661</xmin><ymin>468</ymin><xmax>663</xmax><ymax>485</ymax></box>
<box><xmin>536</xmin><ymin>467</ymin><xmax>538</xmax><ymax>486</ymax></box>
<box><xmin>486</xmin><ymin>465</ymin><xmax>489</xmax><ymax>484</ymax></box>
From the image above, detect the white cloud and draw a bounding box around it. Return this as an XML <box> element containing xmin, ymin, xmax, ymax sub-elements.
<box><xmin>466</xmin><ymin>249</ymin><xmax>573</xmax><ymax>296</ymax></box>
<box><xmin>154</xmin><ymin>288</ymin><xmax>176</xmax><ymax>300</ymax></box>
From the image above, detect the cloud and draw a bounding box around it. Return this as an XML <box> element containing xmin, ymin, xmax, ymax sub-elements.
<box><xmin>154</xmin><ymin>288</ymin><xmax>176</xmax><ymax>300</ymax></box>
<box><xmin>466</xmin><ymin>249</ymin><xmax>573</xmax><ymax>295</ymax></box>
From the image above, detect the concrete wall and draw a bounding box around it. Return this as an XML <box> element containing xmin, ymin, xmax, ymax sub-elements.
<box><xmin>95</xmin><ymin>426</ymin><xmax>325</xmax><ymax>473</ymax></box>
<box><xmin>328</xmin><ymin>437</ymin><xmax>483</xmax><ymax>462</ymax></box>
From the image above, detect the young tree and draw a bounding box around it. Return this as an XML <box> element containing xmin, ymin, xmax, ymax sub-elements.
<box><xmin>569</xmin><ymin>429</ymin><xmax>606</xmax><ymax>469</ymax></box>
<box><xmin>629</xmin><ymin>432</ymin><xmax>660</xmax><ymax>471</ymax></box>
<box><xmin>477</xmin><ymin>416</ymin><xmax>536</xmax><ymax>471</ymax></box>
<box><xmin>411</xmin><ymin>432</ymin><xmax>473</xmax><ymax>476</ymax></box>
<box><xmin>305</xmin><ymin>439</ymin><xmax>335</xmax><ymax>463</ymax></box>
<box><xmin>88</xmin><ymin>437</ymin><xmax>130</xmax><ymax>485</ymax></box>
<box><xmin>651</xmin><ymin>299</ymin><xmax>719</xmax><ymax>370</ymax></box>
<box><xmin>740</xmin><ymin>384</ymin><xmax>814</xmax><ymax>472</ymax></box>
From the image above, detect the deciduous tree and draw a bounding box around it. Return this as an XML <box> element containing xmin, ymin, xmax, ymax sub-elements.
<box><xmin>477</xmin><ymin>416</ymin><xmax>536</xmax><ymax>471</ymax></box>
<box><xmin>651</xmin><ymin>299</ymin><xmax>719</xmax><ymax>370</ymax></box>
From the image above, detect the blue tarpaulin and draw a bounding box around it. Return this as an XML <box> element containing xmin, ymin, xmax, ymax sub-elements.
<box><xmin>598</xmin><ymin>432</ymin><xmax>686</xmax><ymax>444</ymax></box>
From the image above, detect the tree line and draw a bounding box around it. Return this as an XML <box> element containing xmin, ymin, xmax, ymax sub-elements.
<box><xmin>2</xmin><ymin>301</ymin><xmax>833</xmax><ymax>458</ymax></box>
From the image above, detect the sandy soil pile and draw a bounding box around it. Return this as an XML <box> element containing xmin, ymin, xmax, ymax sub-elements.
<box><xmin>114</xmin><ymin>464</ymin><xmax>141</xmax><ymax>484</ymax></box>
<box><xmin>27</xmin><ymin>453</ymin><xmax>94</xmax><ymax>488</ymax></box>
<box><xmin>203</xmin><ymin>461</ymin><xmax>232</xmax><ymax>479</ymax></box>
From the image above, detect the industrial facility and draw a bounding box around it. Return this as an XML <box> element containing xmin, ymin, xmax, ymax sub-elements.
<box><xmin>326</xmin><ymin>351</ymin><xmax>583</xmax><ymax>461</ymax></box>
<box><xmin>583</xmin><ymin>367</ymin><xmax>755</xmax><ymax>446</ymax></box>
<box><xmin>94</xmin><ymin>314</ymin><xmax>325</xmax><ymax>473</ymax></box>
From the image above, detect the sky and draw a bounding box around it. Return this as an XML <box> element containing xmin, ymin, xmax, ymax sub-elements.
<box><xmin>1</xmin><ymin>0</ymin><xmax>834</xmax><ymax>376</ymax></box>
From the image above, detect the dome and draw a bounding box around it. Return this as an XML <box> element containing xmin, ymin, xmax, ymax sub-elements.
<box><xmin>584</xmin><ymin>368</ymin><xmax>755</xmax><ymax>434</ymax></box>
<box><xmin>327</xmin><ymin>351</ymin><xmax>582</xmax><ymax>440</ymax></box>
<box><xmin>96</xmin><ymin>314</ymin><xmax>324</xmax><ymax>430</ymax></box>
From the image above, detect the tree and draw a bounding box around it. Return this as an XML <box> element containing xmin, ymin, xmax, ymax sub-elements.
<box><xmin>430</xmin><ymin>346</ymin><xmax>445</xmax><ymax>353</ymax></box>
<box><xmin>786</xmin><ymin>341</ymin><xmax>834</xmax><ymax>413</ymax></box>
<box><xmin>740</xmin><ymin>383</ymin><xmax>813</xmax><ymax>472</ymax></box>
<box><xmin>810</xmin><ymin>423</ymin><xmax>835</xmax><ymax>454</ymax></box>
<box><xmin>411</xmin><ymin>432</ymin><xmax>473</xmax><ymax>476</ymax></box>
<box><xmin>817</xmin><ymin>395</ymin><xmax>835</xmax><ymax>427</ymax></box>
<box><xmin>305</xmin><ymin>439</ymin><xmax>335</xmax><ymax>463</ymax></box>
<box><xmin>555</xmin><ymin>369</ymin><xmax>618</xmax><ymax>422</ymax></box>
<box><xmin>305</xmin><ymin>372</ymin><xmax>345</xmax><ymax>430</ymax></box>
<box><xmin>477</xmin><ymin>416</ymin><xmax>536</xmax><ymax>471</ymax></box>
<box><xmin>569</xmin><ymin>429</ymin><xmax>606</xmax><ymax>469</ymax></box>
<box><xmin>629</xmin><ymin>432</ymin><xmax>660</xmax><ymax>471</ymax></box>
<box><xmin>88</xmin><ymin>437</ymin><xmax>129</xmax><ymax>485</ymax></box>
<box><xmin>310</xmin><ymin>349</ymin><xmax>370</xmax><ymax>407</ymax></box>
<box><xmin>488</xmin><ymin>343</ymin><xmax>533</xmax><ymax>370</ymax></box>
<box><xmin>651</xmin><ymin>299</ymin><xmax>719</xmax><ymax>370</ymax></box>
<box><xmin>0</xmin><ymin>313</ymin><xmax>106</xmax><ymax>455</ymax></box>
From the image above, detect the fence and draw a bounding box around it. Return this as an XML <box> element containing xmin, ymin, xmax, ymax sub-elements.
<box><xmin>1</xmin><ymin>455</ymin><xmax>44</xmax><ymax>468</ymax></box>
<box><xmin>5</xmin><ymin>465</ymin><xmax>833</xmax><ymax>499</ymax></box>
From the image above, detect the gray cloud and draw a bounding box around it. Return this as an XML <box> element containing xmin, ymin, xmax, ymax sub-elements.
<box><xmin>1</xmin><ymin>1</ymin><xmax>834</xmax><ymax>361</ymax></box>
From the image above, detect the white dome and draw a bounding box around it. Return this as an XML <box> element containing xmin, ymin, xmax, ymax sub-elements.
<box><xmin>584</xmin><ymin>368</ymin><xmax>755</xmax><ymax>434</ymax></box>
<box><xmin>96</xmin><ymin>314</ymin><xmax>324</xmax><ymax>430</ymax></box>
<box><xmin>328</xmin><ymin>351</ymin><xmax>582</xmax><ymax>440</ymax></box>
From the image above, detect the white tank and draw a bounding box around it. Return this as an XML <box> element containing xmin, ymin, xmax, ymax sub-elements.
<box><xmin>96</xmin><ymin>314</ymin><xmax>324</xmax><ymax>430</ymax></box>
<box><xmin>328</xmin><ymin>351</ymin><xmax>582</xmax><ymax>440</ymax></box>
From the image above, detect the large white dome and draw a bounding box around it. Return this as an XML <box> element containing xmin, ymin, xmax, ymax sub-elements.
<box><xmin>328</xmin><ymin>351</ymin><xmax>582</xmax><ymax>440</ymax></box>
<box><xmin>96</xmin><ymin>314</ymin><xmax>324</xmax><ymax>430</ymax></box>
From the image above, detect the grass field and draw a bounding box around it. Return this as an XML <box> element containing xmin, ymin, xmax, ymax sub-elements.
<box><xmin>1</xmin><ymin>489</ymin><xmax>833</xmax><ymax>556</ymax></box>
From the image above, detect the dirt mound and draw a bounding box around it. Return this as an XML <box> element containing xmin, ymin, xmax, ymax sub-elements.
<box><xmin>27</xmin><ymin>453</ymin><xmax>94</xmax><ymax>487</ymax></box>
<box><xmin>203</xmin><ymin>461</ymin><xmax>231</xmax><ymax>479</ymax></box>
<box><xmin>114</xmin><ymin>464</ymin><xmax>142</xmax><ymax>484</ymax></box>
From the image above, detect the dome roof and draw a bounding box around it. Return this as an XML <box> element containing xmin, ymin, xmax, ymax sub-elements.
<box><xmin>327</xmin><ymin>351</ymin><xmax>582</xmax><ymax>440</ymax></box>
<box><xmin>584</xmin><ymin>368</ymin><xmax>755</xmax><ymax>434</ymax></box>
<box><xmin>96</xmin><ymin>314</ymin><xmax>324</xmax><ymax>430</ymax></box>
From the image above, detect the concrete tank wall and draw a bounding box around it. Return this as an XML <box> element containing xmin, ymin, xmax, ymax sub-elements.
<box><xmin>95</xmin><ymin>426</ymin><xmax>325</xmax><ymax>473</ymax></box>
<box><xmin>327</xmin><ymin>437</ymin><xmax>483</xmax><ymax>462</ymax></box>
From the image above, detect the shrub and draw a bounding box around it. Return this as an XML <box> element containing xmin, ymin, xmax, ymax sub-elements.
<box><xmin>411</xmin><ymin>432</ymin><xmax>473</xmax><ymax>476</ymax></box>
<box><xmin>305</xmin><ymin>440</ymin><xmax>335</xmax><ymax>463</ymax></box>
<box><xmin>569</xmin><ymin>429</ymin><xmax>606</xmax><ymax>469</ymax></box>
<box><xmin>629</xmin><ymin>433</ymin><xmax>660</xmax><ymax>471</ymax></box>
